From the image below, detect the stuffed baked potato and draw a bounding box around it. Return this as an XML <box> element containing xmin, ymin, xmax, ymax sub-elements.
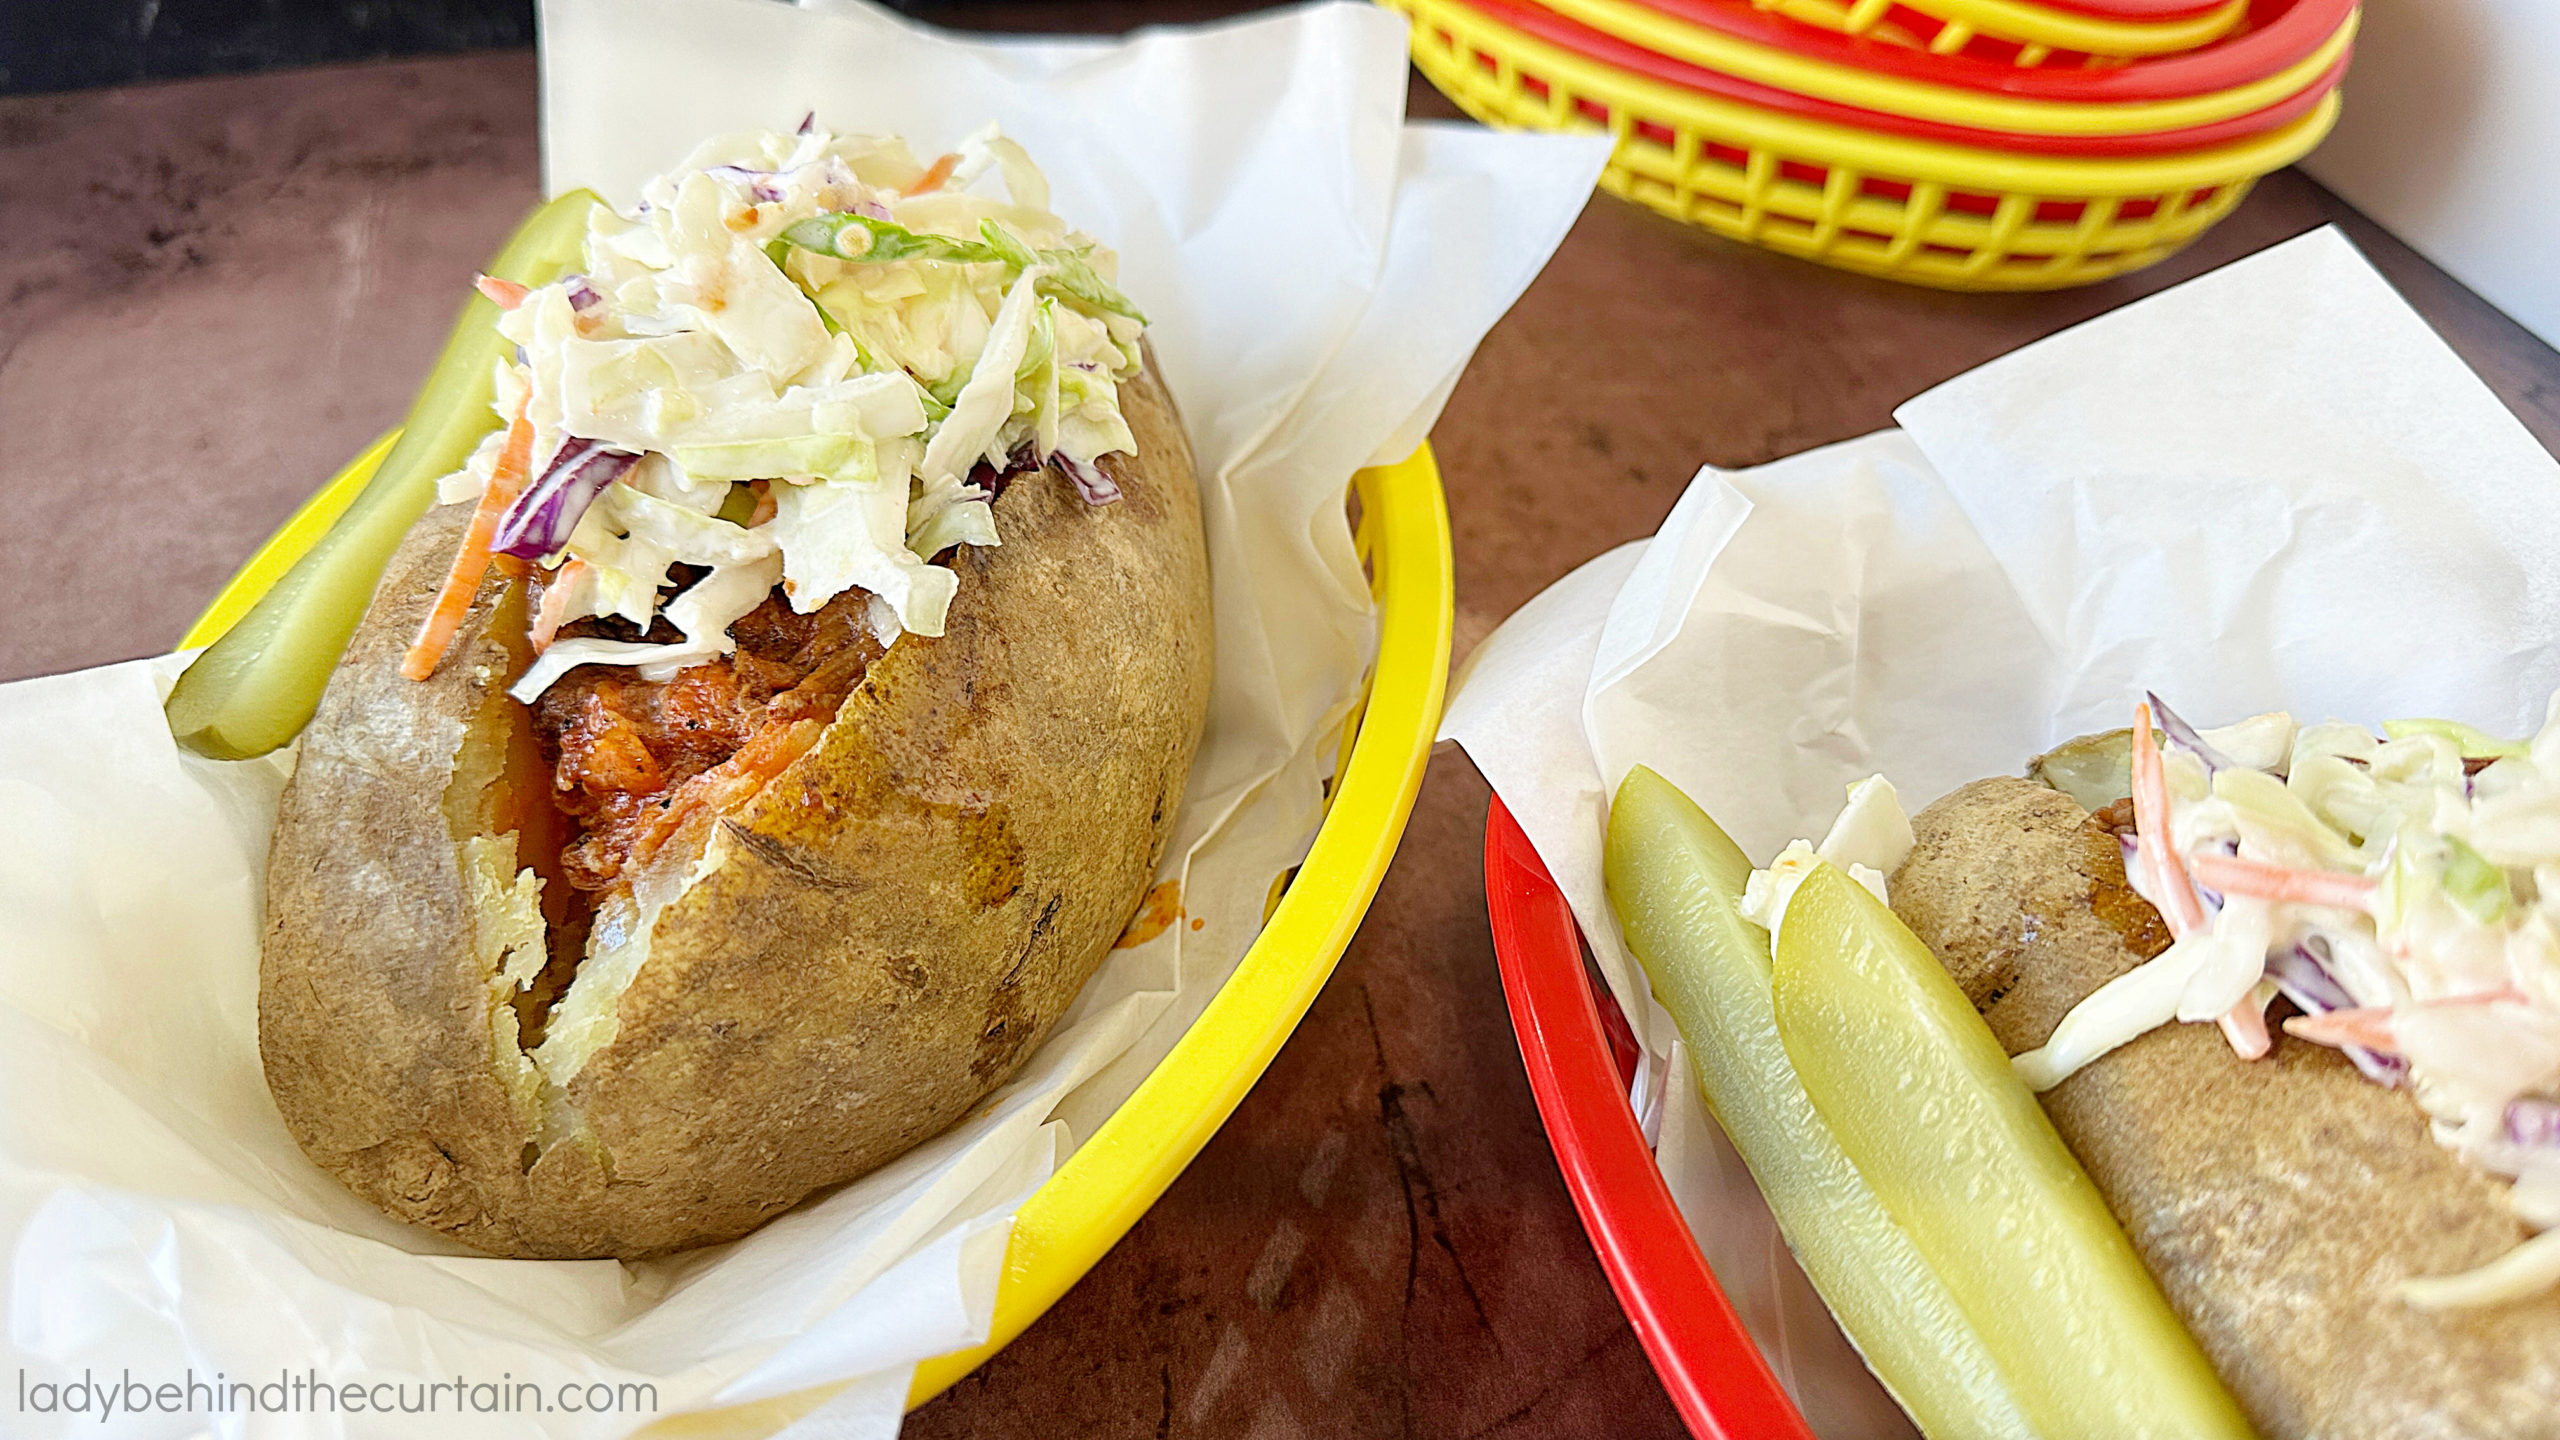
<box><xmin>247</xmin><ymin>124</ymin><xmax>1212</xmax><ymax>1259</ymax></box>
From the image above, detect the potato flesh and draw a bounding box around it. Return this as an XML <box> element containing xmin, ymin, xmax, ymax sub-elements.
<box><xmin>534</xmin><ymin>887</ymin><xmax>656</xmax><ymax>1090</ymax></box>
<box><xmin>2030</xmin><ymin>728</ymin><xmax>2136</xmax><ymax>812</ymax></box>
<box><xmin>434</xmin><ymin>578</ymin><xmax>575</xmax><ymax>1135</ymax></box>
<box><xmin>430</xmin><ymin>570</ymin><xmax>660</xmax><ymax>1111</ymax></box>
<box><xmin>1772</xmin><ymin>864</ymin><xmax>2254</xmax><ymax>1440</ymax></box>
<box><xmin>463</xmin><ymin>830</ymin><xmax>548</xmax><ymax>1131</ymax></box>
<box><xmin>1603</xmin><ymin>767</ymin><xmax>2034</xmax><ymax>1440</ymax></box>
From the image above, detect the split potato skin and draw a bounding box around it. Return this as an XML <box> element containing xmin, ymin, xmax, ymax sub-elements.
<box><xmin>1892</xmin><ymin>776</ymin><xmax>2560</xmax><ymax>1440</ymax></box>
<box><xmin>261</xmin><ymin>362</ymin><xmax>1211</xmax><ymax>1259</ymax></box>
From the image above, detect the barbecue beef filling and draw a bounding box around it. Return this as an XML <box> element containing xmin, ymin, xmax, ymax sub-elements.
<box><xmin>529</xmin><ymin>571</ymin><xmax>884</xmax><ymax>896</ymax></box>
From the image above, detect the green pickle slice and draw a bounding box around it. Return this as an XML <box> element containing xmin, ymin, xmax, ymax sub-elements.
<box><xmin>1604</xmin><ymin>767</ymin><xmax>2034</xmax><ymax>1440</ymax></box>
<box><xmin>165</xmin><ymin>189</ymin><xmax>601</xmax><ymax>759</ymax></box>
<box><xmin>1772</xmin><ymin>862</ymin><xmax>2255</xmax><ymax>1440</ymax></box>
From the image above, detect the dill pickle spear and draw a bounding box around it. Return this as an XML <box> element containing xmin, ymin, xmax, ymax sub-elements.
<box><xmin>1604</xmin><ymin>767</ymin><xmax>2034</xmax><ymax>1440</ymax></box>
<box><xmin>165</xmin><ymin>189</ymin><xmax>601</xmax><ymax>759</ymax></box>
<box><xmin>1772</xmin><ymin>863</ymin><xmax>2255</xmax><ymax>1440</ymax></box>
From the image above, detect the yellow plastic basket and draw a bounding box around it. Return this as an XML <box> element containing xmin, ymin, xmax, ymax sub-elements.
<box><xmin>185</xmin><ymin>435</ymin><xmax>1454</xmax><ymax>1431</ymax></box>
<box><xmin>1387</xmin><ymin>0</ymin><xmax>2339</xmax><ymax>289</ymax></box>
<box><xmin>1534</xmin><ymin>0</ymin><xmax>2352</xmax><ymax>134</ymax></box>
<box><xmin>1755</xmin><ymin>0</ymin><xmax>2245</xmax><ymax>63</ymax></box>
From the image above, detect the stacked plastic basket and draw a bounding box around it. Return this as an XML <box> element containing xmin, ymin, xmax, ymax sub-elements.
<box><xmin>1383</xmin><ymin>0</ymin><xmax>2358</xmax><ymax>288</ymax></box>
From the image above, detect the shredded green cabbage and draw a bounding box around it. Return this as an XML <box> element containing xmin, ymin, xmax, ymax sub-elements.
<box><xmin>434</xmin><ymin>122</ymin><xmax>1147</xmax><ymax>701</ymax></box>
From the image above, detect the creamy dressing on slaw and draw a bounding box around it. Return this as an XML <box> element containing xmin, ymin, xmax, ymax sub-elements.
<box><xmin>2018</xmin><ymin>697</ymin><xmax>2560</xmax><ymax>1309</ymax></box>
<box><xmin>430</xmin><ymin>122</ymin><xmax>1148</xmax><ymax>703</ymax></box>
<box><xmin>1756</xmin><ymin>716</ymin><xmax>2560</xmax><ymax>1311</ymax></box>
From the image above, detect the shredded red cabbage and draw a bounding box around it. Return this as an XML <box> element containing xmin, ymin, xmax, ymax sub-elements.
<box><xmin>965</xmin><ymin>444</ymin><xmax>1044</xmax><ymax>499</ymax></box>
<box><xmin>2147</xmin><ymin>691</ymin><xmax>2237</xmax><ymax>774</ymax></box>
<box><xmin>2268</xmin><ymin>940</ymin><xmax>2406</xmax><ymax>1085</ymax></box>
<box><xmin>1059</xmin><ymin>454</ymin><xmax>1122</xmax><ymax>505</ymax></box>
<box><xmin>704</xmin><ymin>164</ymin><xmax>784</xmax><ymax>203</ymax></box>
<box><xmin>564</xmin><ymin>276</ymin><xmax>603</xmax><ymax>312</ymax></box>
<box><xmin>2268</xmin><ymin>939</ymin><xmax>2354</xmax><ymax>1010</ymax></box>
<box><xmin>494</xmin><ymin>440</ymin><xmax>639</xmax><ymax>560</ymax></box>
<box><xmin>2509</xmin><ymin>1097</ymin><xmax>2560</xmax><ymax>1149</ymax></box>
<box><xmin>963</xmin><ymin>445</ymin><xmax>1123</xmax><ymax>506</ymax></box>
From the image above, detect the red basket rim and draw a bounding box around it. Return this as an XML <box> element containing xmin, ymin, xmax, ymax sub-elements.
<box><xmin>1483</xmin><ymin>796</ymin><xmax>1819</xmax><ymax>1440</ymax></box>
<box><xmin>1600</xmin><ymin>0</ymin><xmax>2354</xmax><ymax>101</ymax></box>
<box><xmin>2028</xmin><ymin>0</ymin><xmax>2240</xmax><ymax>20</ymax></box>
<box><xmin>1466</xmin><ymin>0</ymin><xmax>2347</xmax><ymax>156</ymax></box>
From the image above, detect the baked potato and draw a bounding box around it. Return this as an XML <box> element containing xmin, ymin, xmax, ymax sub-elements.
<box><xmin>250</xmin><ymin>124</ymin><xmax>1213</xmax><ymax>1259</ymax></box>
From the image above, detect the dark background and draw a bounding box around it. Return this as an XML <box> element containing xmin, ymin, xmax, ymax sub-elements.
<box><xmin>2</xmin><ymin>0</ymin><xmax>534</xmax><ymax>94</ymax></box>
<box><xmin>0</xmin><ymin>0</ymin><xmax>1304</xmax><ymax>94</ymax></box>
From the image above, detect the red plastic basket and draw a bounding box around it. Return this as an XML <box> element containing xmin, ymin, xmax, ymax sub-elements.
<box><xmin>1483</xmin><ymin>796</ymin><xmax>1819</xmax><ymax>1440</ymax></box>
<box><xmin>1590</xmin><ymin>0</ymin><xmax>2353</xmax><ymax>101</ymax></box>
<box><xmin>2042</xmin><ymin>0</ymin><xmax>2234</xmax><ymax>14</ymax></box>
<box><xmin>1477</xmin><ymin>0</ymin><xmax>2346</xmax><ymax>156</ymax></box>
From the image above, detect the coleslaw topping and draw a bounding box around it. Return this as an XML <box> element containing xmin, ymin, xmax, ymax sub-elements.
<box><xmin>1739</xmin><ymin>775</ymin><xmax>1915</xmax><ymax>947</ymax></box>
<box><xmin>420</xmin><ymin>122</ymin><xmax>1148</xmax><ymax>700</ymax></box>
<box><xmin>2017</xmin><ymin>694</ymin><xmax>2560</xmax><ymax>1308</ymax></box>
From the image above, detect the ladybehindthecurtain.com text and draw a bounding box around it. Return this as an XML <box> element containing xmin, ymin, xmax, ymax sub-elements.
<box><xmin>17</xmin><ymin>1366</ymin><xmax>660</xmax><ymax>1420</ymax></box>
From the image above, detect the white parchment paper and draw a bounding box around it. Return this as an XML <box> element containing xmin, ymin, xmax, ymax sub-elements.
<box><xmin>0</xmin><ymin>4</ymin><xmax>1606</xmax><ymax>1436</ymax></box>
<box><xmin>1443</xmin><ymin>226</ymin><xmax>2560</xmax><ymax>1433</ymax></box>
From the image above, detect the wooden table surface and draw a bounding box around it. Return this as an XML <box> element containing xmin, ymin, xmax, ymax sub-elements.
<box><xmin>7</xmin><ymin>21</ymin><xmax>2559</xmax><ymax>1440</ymax></box>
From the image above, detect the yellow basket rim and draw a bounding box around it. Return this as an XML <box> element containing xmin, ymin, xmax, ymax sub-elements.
<box><xmin>184</xmin><ymin>437</ymin><xmax>1456</xmax><ymax>1430</ymax></box>
<box><xmin>1400</xmin><ymin>0</ymin><xmax>2341</xmax><ymax>194</ymax></box>
<box><xmin>906</xmin><ymin>443</ymin><xmax>1451</xmax><ymax>1407</ymax></box>
<box><xmin>1844</xmin><ymin>0</ymin><xmax>2247</xmax><ymax>55</ymax></box>
<box><xmin>1743</xmin><ymin>0</ymin><xmax>2218</xmax><ymax>67</ymax></box>
<box><xmin>1533</xmin><ymin>0</ymin><xmax>2352</xmax><ymax>135</ymax></box>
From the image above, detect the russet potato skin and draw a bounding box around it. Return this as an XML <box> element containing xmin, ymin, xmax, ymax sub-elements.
<box><xmin>1891</xmin><ymin>776</ymin><xmax>2560</xmax><ymax>1440</ymax></box>
<box><xmin>261</xmin><ymin>361</ymin><xmax>1211</xmax><ymax>1259</ymax></box>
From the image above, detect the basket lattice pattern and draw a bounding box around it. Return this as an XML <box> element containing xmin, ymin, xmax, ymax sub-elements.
<box><xmin>1389</xmin><ymin>0</ymin><xmax>2337</xmax><ymax>290</ymax></box>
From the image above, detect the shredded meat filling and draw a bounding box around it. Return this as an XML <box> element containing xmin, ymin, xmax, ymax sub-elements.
<box><xmin>531</xmin><ymin>578</ymin><xmax>882</xmax><ymax>891</ymax></box>
<box><xmin>2092</xmin><ymin>795</ymin><xmax>2139</xmax><ymax>836</ymax></box>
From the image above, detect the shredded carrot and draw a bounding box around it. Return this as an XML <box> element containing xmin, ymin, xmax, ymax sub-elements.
<box><xmin>530</xmin><ymin>558</ymin><xmax>589</xmax><ymax>653</ymax></box>
<box><xmin>2281</xmin><ymin>989</ymin><xmax>2524</xmax><ymax>1056</ymax></box>
<box><xmin>2131</xmin><ymin>704</ymin><xmax>2207</xmax><ymax>936</ymax></box>
<box><xmin>2188</xmin><ymin>852</ymin><xmax>2379</xmax><ymax>911</ymax></box>
<box><xmin>2133</xmin><ymin>704</ymin><xmax>2271</xmax><ymax>1058</ymax></box>
<box><xmin>2219</xmin><ymin>997</ymin><xmax>2273</xmax><ymax>1059</ymax></box>
<box><xmin>746</xmin><ymin>478</ymin><xmax>777</xmax><ymax>529</ymax></box>
<box><xmin>400</xmin><ymin>403</ymin><xmax>536</xmax><ymax>681</ymax></box>
<box><xmin>905</xmin><ymin>152</ymin><xmax>959</xmax><ymax>196</ymax></box>
<box><xmin>2285</xmin><ymin>1006</ymin><xmax>2400</xmax><ymax>1053</ymax></box>
<box><xmin>2432</xmin><ymin>986</ymin><xmax>2529</xmax><ymax>1008</ymax></box>
<box><xmin>475</xmin><ymin>274</ymin><xmax>531</xmax><ymax>309</ymax></box>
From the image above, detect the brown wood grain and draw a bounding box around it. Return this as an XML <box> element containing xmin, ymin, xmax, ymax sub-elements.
<box><xmin>6</xmin><ymin>32</ymin><xmax>2557</xmax><ymax>1440</ymax></box>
